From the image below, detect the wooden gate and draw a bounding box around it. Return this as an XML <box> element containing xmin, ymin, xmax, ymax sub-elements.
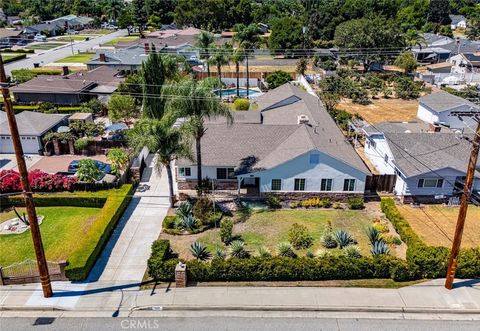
<box><xmin>365</xmin><ymin>175</ymin><xmax>396</xmax><ymax>193</ymax></box>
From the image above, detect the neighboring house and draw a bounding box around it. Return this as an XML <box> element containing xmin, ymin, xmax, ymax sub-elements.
<box><xmin>11</xmin><ymin>66</ymin><xmax>124</xmax><ymax>104</ymax></box>
<box><xmin>449</xmin><ymin>15</ymin><xmax>467</xmax><ymax>30</ymax></box>
<box><xmin>23</xmin><ymin>22</ymin><xmax>64</xmax><ymax>37</ymax></box>
<box><xmin>417</xmin><ymin>91</ymin><xmax>480</xmax><ymax>129</ymax></box>
<box><xmin>0</xmin><ymin>28</ymin><xmax>23</xmax><ymax>44</ymax></box>
<box><xmin>363</xmin><ymin>122</ymin><xmax>480</xmax><ymax>203</ymax></box>
<box><xmin>176</xmin><ymin>83</ymin><xmax>371</xmax><ymax>200</ymax></box>
<box><xmin>47</xmin><ymin>15</ymin><xmax>94</xmax><ymax>31</ymax></box>
<box><xmin>449</xmin><ymin>53</ymin><xmax>480</xmax><ymax>74</ymax></box>
<box><xmin>87</xmin><ymin>46</ymin><xmax>148</xmax><ymax>71</ymax></box>
<box><xmin>412</xmin><ymin>33</ymin><xmax>480</xmax><ymax>63</ymax></box>
<box><xmin>0</xmin><ymin>111</ymin><xmax>68</xmax><ymax>154</ymax></box>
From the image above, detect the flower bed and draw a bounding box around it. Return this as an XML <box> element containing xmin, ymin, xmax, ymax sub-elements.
<box><xmin>0</xmin><ymin>170</ymin><xmax>77</xmax><ymax>193</ymax></box>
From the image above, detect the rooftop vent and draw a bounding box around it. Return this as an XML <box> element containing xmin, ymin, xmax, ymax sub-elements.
<box><xmin>297</xmin><ymin>114</ymin><xmax>309</xmax><ymax>125</ymax></box>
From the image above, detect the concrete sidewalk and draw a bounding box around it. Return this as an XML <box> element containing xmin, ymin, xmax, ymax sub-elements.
<box><xmin>1</xmin><ymin>279</ymin><xmax>479</xmax><ymax>315</ymax></box>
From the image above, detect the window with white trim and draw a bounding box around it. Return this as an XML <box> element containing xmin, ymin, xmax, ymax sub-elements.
<box><xmin>178</xmin><ymin>167</ymin><xmax>191</xmax><ymax>177</ymax></box>
<box><xmin>343</xmin><ymin>179</ymin><xmax>356</xmax><ymax>192</ymax></box>
<box><xmin>417</xmin><ymin>178</ymin><xmax>443</xmax><ymax>188</ymax></box>
<box><xmin>271</xmin><ymin>179</ymin><xmax>282</xmax><ymax>191</ymax></box>
<box><xmin>294</xmin><ymin>178</ymin><xmax>306</xmax><ymax>191</ymax></box>
<box><xmin>320</xmin><ymin>178</ymin><xmax>333</xmax><ymax>191</ymax></box>
<box><xmin>217</xmin><ymin>167</ymin><xmax>235</xmax><ymax>180</ymax></box>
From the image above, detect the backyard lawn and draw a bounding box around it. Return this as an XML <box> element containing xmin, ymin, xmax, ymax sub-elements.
<box><xmin>397</xmin><ymin>204</ymin><xmax>480</xmax><ymax>248</ymax></box>
<box><xmin>103</xmin><ymin>36</ymin><xmax>139</xmax><ymax>45</ymax></box>
<box><xmin>162</xmin><ymin>208</ymin><xmax>395</xmax><ymax>260</ymax></box>
<box><xmin>55</xmin><ymin>52</ymin><xmax>95</xmax><ymax>63</ymax></box>
<box><xmin>0</xmin><ymin>207</ymin><xmax>101</xmax><ymax>267</ymax></box>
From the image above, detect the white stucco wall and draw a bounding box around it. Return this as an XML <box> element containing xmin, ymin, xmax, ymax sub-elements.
<box><xmin>364</xmin><ymin>134</ymin><xmax>396</xmax><ymax>175</ymax></box>
<box><xmin>417</xmin><ymin>104</ymin><xmax>477</xmax><ymax>129</ymax></box>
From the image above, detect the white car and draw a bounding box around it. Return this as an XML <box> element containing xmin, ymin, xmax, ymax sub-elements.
<box><xmin>33</xmin><ymin>34</ymin><xmax>46</xmax><ymax>42</ymax></box>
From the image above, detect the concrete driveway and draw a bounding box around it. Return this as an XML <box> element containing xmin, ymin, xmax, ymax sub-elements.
<box><xmin>0</xmin><ymin>154</ymin><xmax>42</xmax><ymax>171</ymax></box>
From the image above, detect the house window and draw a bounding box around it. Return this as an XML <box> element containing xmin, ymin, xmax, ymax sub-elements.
<box><xmin>321</xmin><ymin>178</ymin><xmax>333</xmax><ymax>191</ymax></box>
<box><xmin>217</xmin><ymin>167</ymin><xmax>235</xmax><ymax>180</ymax></box>
<box><xmin>384</xmin><ymin>154</ymin><xmax>389</xmax><ymax>163</ymax></box>
<box><xmin>271</xmin><ymin>179</ymin><xmax>282</xmax><ymax>191</ymax></box>
<box><xmin>178</xmin><ymin>167</ymin><xmax>191</xmax><ymax>177</ymax></box>
<box><xmin>309</xmin><ymin>154</ymin><xmax>320</xmax><ymax>164</ymax></box>
<box><xmin>368</xmin><ymin>139</ymin><xmax>376</xmax><ymax>149</ymax></box>
<box><xmin>294</xmin><ymin>178</ymin><xmax>306</xmax><ymax>191</ymax></box>
<box><xmin>343</xmin><ymin>179</ymin><xmax>356</xmax><ymax>192</ymax></box>
<box><xmin>418</xmin><ymin>178</ymin><xmax>444</xmax><ymax>188</ymax></box>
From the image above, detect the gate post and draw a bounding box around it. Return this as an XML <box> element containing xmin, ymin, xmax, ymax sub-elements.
<box><xmin>175</xmin><ymin>262</ymin><xmax>187</xmax><ymax>288</ymax></box>
<box><xmin>0</xmin><ymin>267</ymin><xmax>5</xmax><ymax>285</ymax></box>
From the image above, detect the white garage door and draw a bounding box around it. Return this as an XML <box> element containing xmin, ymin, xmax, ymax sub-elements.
<box><xmin>0</xmin><ymin>136</ymin><xmax>40</xmax><ymax>154</ymax></box>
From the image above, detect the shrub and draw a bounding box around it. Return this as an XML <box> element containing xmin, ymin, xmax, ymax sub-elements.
<box><xmin>289</xmin><ymin>201</ymin><xmax>300</xmax><ymax>209</ymax></box>
<box><xmin>219</xmin><ymin>218</ymin><xmax>234</xmax><ymax>244</ymax></box>
<box><xmin>213</xmin><ymin>248</ymin><xmax>226</xmax><ymax>260</ymax></box>
<box><xmin>334</xmin><ymin>229</ymin><xmax>355</xmax><ymax>248</ymax></box>
<box><xmin>382</xmin><ymin>234</ymin><xmax>401</xmax><ymax>246</ymax></box>
<box><xmin>301</xmin><ymin>198</ymin><xmax>321</xmax><ymax>208</ymax></box>
<box><xmin>348</xmin><ymin>197</ymin><xmax>364</xmax><ymax>210</ymax></box>
<box><xmin>147</xmin><ymin>239</ymin><xmax>178</xmax><ymax>281</ymax></box>
<box><xmin>288</xmin><ymin>223</ymin><xmax>314</xmax><ymax>249</ymax></box>
<box><xmin>230</xmin><ymin>240</ymin><xmax>250</xmax><ymax>259</ymax></box>
<box><xmin>176</xmin><ymin>214</ymin><xmax>198</xmax><ymax>232</ymax></box>
<box><xmin>233</xmin><ymin>98</ymin><xmax>250</xmax><ymax>110</ymax></box>
<box><xmin>277</xmin><ymin>242</ymin><xmax>297</xmax><ymax>258</ymax></box>
<box><xmin>190</xmin><ymin>242</ymin><xmax>211</xmax><ymax>261</ymax></box>
<box><xmin>266</xmin><ymin>70</ymin><xmax>293</xmax><ymax>89</ymax></box>
<box><xmin>333</xmin><ymin>202</ymin><xmax>342</xmax><ymax>209</ymax></box>
<box><xmin>76</xmin><ymin>159</ymin><xmax>102</xmax><ymax>183</ymax></box>
<box><xmin>344</xmin><ymin>245</ymin><xmax>361</xmax><ymax>258</ymax></box>
<box><xmin>192</xmin><ymin>196</ymin><xmax>214</xmax><ymax>224</ymax></box>
<box><xmin>163</xmin><ymin>216</ymin><xmax>176</xmax><ymax>229</ymax></box>
<box><xmin>0</xmin><ymin>169</ymin><xmax>76</xmax><ymax>193</ymax></box>
<box><xmin>257</xmin><ymin>246</ymin><xmax>272</xmax><ymax>258</ymax></box>
<box><xmin>305</xmin><ymin>250</ymin><xmax>315</xmax><ymax>258</ymax></box>
<box><xmin>175</xmin><ymin>202</ymin><xmax>192</xmax><ymax>220</ymax></box>
<box><xmin>321</xmin><ymin>198</ymin><xmax>332</xmax><ymax>208</ymax></box>
<box><xmin>321</xmin><ymin>230</ymin><xmax>338</xmax><ymax>249</ymax></box>
<box><xmin>371</xmin><ymin>241</ymin><xmax>390</xmax><ymax>256</ymax></box>
<box><xmin>373</xmin><ymin>220</ymin><xmax>389</xmax><ymax>233</ymax></box>
<box><xmin>266</xmin><ymin>194</ymin><xmax>281</xmax><ymax>209</ymax></box>
<box><xmin>106</xmin><ymin>148</ymin><xmax>129</xmax><ymax>176</ymax></box>
<box><xmin>74</xmin><ymin>137</ymin><xmax>92</xmax><ymax>151</ymax></box>
<box><xmin>366</xmin><ymin>226</ymin><xmax>382</xmax><ymax>245</ymax></box>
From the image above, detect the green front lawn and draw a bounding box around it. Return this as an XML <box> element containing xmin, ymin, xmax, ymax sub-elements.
<box><xmin>103</xmin><ymin>36</ymin><xmax>139</xmax><ymax>45</ymax></box>
<box><xmin>0</xmin><ymin>207</ymin><xmax>101</xmax><ymax>267</ymax></box>
<box><xmin>55</xmin><ymin>52</ymin><xmax>95</xmax><ymax>63</ymax></box>
<box><xmin>26</xmin><ymin>42</ymin><xmax>66</xmax><ymax>50</ymax></box>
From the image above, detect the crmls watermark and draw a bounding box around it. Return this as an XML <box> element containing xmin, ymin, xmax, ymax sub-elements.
<box><xmin>120</xmin><ymin>319</ymin><xmax>161</xmax><ymax>329</ymax></box>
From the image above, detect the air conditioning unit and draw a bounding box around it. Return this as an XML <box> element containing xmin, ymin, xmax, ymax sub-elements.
<box><xmin>297</xmin><ymin>114</ymin><xmax>309</xmax><ymax>125</ymax></box>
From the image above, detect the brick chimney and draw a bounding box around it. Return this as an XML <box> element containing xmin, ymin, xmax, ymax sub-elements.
<box><xmin>99</xmin><ymin>53</ymin><xmax>106</xmax><ymax>62</ymax></box>
<box><xmin>62</xmin><ymin>66</ymin><xmax>69</xmax><ymax>76</ymax></box>
<box><xmin>144</xmin><ymin>43</ymin><xmax>150</xmax><ymax>54</ymax></box>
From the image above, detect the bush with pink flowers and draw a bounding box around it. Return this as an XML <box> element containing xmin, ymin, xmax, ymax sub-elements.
<box><xmin>0</xmin><ymin>170</ymin><xmax>77</xmax><ymax>193</ymax></box>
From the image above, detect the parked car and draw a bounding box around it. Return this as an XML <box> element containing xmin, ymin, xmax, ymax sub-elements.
<box><xmin>67</xmin><ymin>160</ymin><xmax>112</xmax><ymax>175</ymax></box>
<box><xmin>66</xmin><ymin>30</ymin><xmax>79</xmax><ymax>35</ymax></box>
<box><xmin>16</xmin><ymin>39</ymin><xmax>28</xmax><ymax>46</ymax></box>
<box><xmin>33</xmin><ymin>34</ymin><xmax>47</xmax><ymax>42</ymax></box>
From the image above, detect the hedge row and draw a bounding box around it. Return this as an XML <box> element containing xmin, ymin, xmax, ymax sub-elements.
<box><xmin>65</xmin><ymin>184</ymin><xmax>133</xmax><ymax>280</ymax></box>
<box><xmin>1</xmin><ymin>48</ymin><xmax>35</xmax><ymax>53</ymax></box>
<box><xmin>12</xmin><ymin>105</ymin><xmax>82</xmax><ymax>114</ymax></box>
<box><xmin>5</xmin><ymin>195</ymin><xmax>106</xmax><ymax>208</ymax></box>
<box><xmin>2</xmin><ymin>53</ymin><xmax>27</xmax><ymax>64</ymax></box>
<box><xmin>381</xmin><ymin>198</ymin><xmax>480</xmax><ymax>279</ymax></box>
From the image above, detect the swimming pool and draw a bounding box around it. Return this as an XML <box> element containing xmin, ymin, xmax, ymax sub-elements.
<box><xmin>214</xmin><ymin>88</ymin><xmax>262</xmax><ymax>98</ymax></box>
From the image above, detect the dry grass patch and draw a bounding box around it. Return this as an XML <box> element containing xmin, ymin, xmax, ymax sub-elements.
<box><xmin>397</xmin><ymin>204</ymin><xmax>480</xmax><ymax>248</ymax></box>
<box><xmin>338</xmin><ymin>98</ymin><xmax>419</xmax><ymax>124</ymax></box>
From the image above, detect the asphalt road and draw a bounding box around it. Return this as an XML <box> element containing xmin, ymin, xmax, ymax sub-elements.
<box><xmin>4</xmin><ymin>29</ymin><xmax>128</xmax><ymax>75</ymax></box>
<box><xmin>1</xmin><ymin>317</ymin><xmax>479</xmax><ymax>331</ymax></box>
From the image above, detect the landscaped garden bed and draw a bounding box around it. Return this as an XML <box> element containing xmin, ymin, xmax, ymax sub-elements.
<box><xmin>1</xmin><ymin>185</ymin><xmax>133</xmax><ymax>280</ymax></box>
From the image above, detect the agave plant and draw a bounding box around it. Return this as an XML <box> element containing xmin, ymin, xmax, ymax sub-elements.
<box><xmin>257</xmin><ymin>246</ymin><xmax>271</xmax><ymax>258</ymax></box>
<box><xmin>371</xmin><ymin>240</ymin><xmax>390</xmax><ymax>256</ymax></box>
<box><xmin>320</xmin><ymin>231</ymin><xmax>338</xmax><ymax>249</ymax></box>
<box><xmin>343</xmin><ymin>245</ymin><xmax>362</xmax><ymax>258</ymax></box>
<box><xmin>190</xmin><ymin>241</ymin><xmax>211</xmax><ymax>261</ymax></box>
<box><xmin>213</xmin><ymin>247</ymin><xmax>226</xmax><ymax>260</ymax></box>
<box><xmin>365</xmin><ymin>226</ymin><xmax>382</xmax><ymax>245</ymax></box>
<box><xmin>230</xmin><ymin>240</ymin><xmax>250</xmax><ymax>258</ymax></box>
<box><xmin>334</xmin><ymin>229</ymin><xmax>355</xmax><ymax>249</ymax></box>
<box><xmin>277</xmin><ymin>242</ymin><xmax>297</xmax><ymax>258</ymax></box>
<box><xmin>176</xmin><ymin>214</ymin><xmax>198</xmax><ymax>232</ymax></box>
<box><xmin>176</xmin><ymin>201</ymin><xmax>192</xmax><ymax>220</ymax></box>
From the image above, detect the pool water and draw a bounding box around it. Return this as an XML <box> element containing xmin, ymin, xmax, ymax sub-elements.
<box><xmin>214</xmin><ymin>88</ymin><xmax>262</xmax><ymax>98</ymax></box>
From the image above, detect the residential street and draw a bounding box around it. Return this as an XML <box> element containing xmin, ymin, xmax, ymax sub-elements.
<box><xmin>4</xmin><ymin>29</ymin><xmax>127</xmax><ymax>75</ymax></box>
<box><xmin>1</xmin><ymin>316</ymin><xmax>479</xmax><ymax>331</ymax></box>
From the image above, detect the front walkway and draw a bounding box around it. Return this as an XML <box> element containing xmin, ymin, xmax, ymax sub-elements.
<box><xmin>87</xmin><ymin>154</ymin><xmax>170</xmax><ymax>283</ymax></box>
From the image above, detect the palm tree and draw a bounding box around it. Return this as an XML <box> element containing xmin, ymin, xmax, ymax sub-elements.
<box><xmin>208</xmin><ymin>45</ymin><xmax>231</xmax><ymax>98</ymax></box>
<box><xmin>163</xmin><ymin>79</ymin><xmax>232</xmax><ymax>191</ymax></box>
<box><xmin>404</xmin><ymin>29</ymin><xmax>427</xmax><ymax>50</ymax></box>
<box><xmin>127</xmin><ymin>118</ymin><xmax>190</xmax><ymax>207</ymax></box>
<box><xmin>233</xmin><ymin>24</ymin><xmax>261</xmax><ymax>97</ymax></box>
<box><xmin>195</xmin><ymin>31</ymin><xmax>215</xmax><ymax>78</ymax></box>
<box><xmin>231</xmin><ymin>47</ymin><xmax>245</xmax><ymax>97</ymax></box>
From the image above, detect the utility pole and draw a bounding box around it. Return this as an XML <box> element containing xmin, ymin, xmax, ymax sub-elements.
<box><xmin>0</xmin><ymin>56</ymin><xmax>53</xmax><ymax>297</ymax></box>
<box><xmin>445</xmin><ymin>110</ymin><xmax>480</xmax><ymax>290</ymax></box>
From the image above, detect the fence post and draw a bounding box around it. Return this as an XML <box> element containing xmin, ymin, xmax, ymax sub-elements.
<box><xmin>175</xmin><ymin>262</ymin><xmax>187</xmax><ymax>288</ymax></box>
<box><xmin>58</xmin><ymin>260</ymin><xmax>68</xmax><ymax>280</ymax></box>
<box><xmin>0</xmin><ymin>267</ymin><xmax>4</xmax><ymax>285</ymax></box>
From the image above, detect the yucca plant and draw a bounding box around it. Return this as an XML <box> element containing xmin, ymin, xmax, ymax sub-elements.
<box><xmin>320</xmin><ymin>231</ymin><xmax>338</xmax><ymax>249</ymax></box>
<box><xmin>230</xmin><ymin>240</ymin><xmax>250</xmax><ymax>258</ymax></box>
<box><xmin>277</xmin><ymin>242</ymin><xmax>297</xmax><ymax>258</ymax></box>
<box><xmin>343</xmin><ymin>245</ymin><xmax>362</xmax><ymax>258</ymax></box>
<box><xmin>176</xmin><ymin>214</ymin><xmax>198</xmax><ymax>232</ymax></box>
<box><xmin>365</xmin><ymin>226</ymin><xmax>382</xmax><ymax>245</ymax></box>
<box><xmin>334</xmin><ymin>229</ymin><xmax>355</xmax><ymax>249</ymax></box>
<box><xmin>190</xmin><ymin>241</ymin><xmax>211</xmax><ymax>261</ymax></box>
<box><xmin>213</xmin><ymin>247</ymin><xmax>226</xmax><ymax>260</ymax></box>
<box><xmin>176</xmin><ymin>201</ymin><xmax>192</xmax><ymax>220</ymax></box>
<box><xmin>257</xmin><ymin>246</ymin><xmax>272</xmax><ymax>258</ymax></box>
<box><xmin>371</xmin><ymin>240</ymin><xmax>390</xmax><ymax>255</ymax></box>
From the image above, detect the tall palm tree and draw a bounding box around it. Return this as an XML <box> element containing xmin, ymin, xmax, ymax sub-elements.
<box><xmin>163</xmin><ymin>79</ymin><xmax>233</xmax><ymax>191</ymax></box>
<box><xmin>233</xmin><ymin>24</ymin><xmax>261</xmax><ymax>97</ymax></box>
<box><xmin>128</xmin><ymin>118</ymin><xmax>191</xmax><ymax>207</ymax></box>
<box><xmin>208</xmin><ymin>45</ymin><xmax>231</xmax><ymax>98</ymax></box>
<box><xmin>404</xmin><ymin>29</ymin><xmax>427</xmax><ymax>50</ymax></box>
<box><xmin>231</xmin><ymin>47</ymin><xmax>245</xmax><ymax>97</ymax></box>
<box><xmin>195</xmin><ymin>31</ymin><xmax>215</xmax><ymax>78</ymax></box>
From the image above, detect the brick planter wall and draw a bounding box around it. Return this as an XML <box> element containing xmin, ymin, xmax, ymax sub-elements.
<box><xmin>401</xmin><ymin>195</ymin><xmax>450</xmax><ymax>204</ymax></box>
<box><xmin>177</xmin><ymin>180</ymin><xmax>237</xmax><ymax>190</ymax></box>
<box><xmin>268</xmin><ymin>192</ymin><xmax>364</xmax><ymax>203</ymax></box>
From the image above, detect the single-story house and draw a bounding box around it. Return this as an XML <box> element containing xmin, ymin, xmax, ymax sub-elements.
<box><xmin>176</xmin><ymin>83</ymin><xmax>371</xmax><ymax>200</ymax></box>
<box><xmin>47</xmin><ymin>15</ymin><xmax>94</xmax><ymax>31</ymax></box>
<box><xmin>87</xmin><ymin>47</ymin><xmax>148</xmax><ymax>71</ymax></box>
<box><xmin>23</xmin><ymin>22</ymin><xmax>64</xmax><ymax>37</ymax></box>
<box><xmin>450</xmin><ymin>15</ymin><xmax>467</xmax><ymax>30</ymax></box>
<box><xmin>413</xmin><ymin>33</ymin><xmax>480</xmax><ymax>63</ymax></box>
<box><xmin>417</xmin><ymin>91</ymin><xmax>480</xmax><ymax>129</ymax></box>
<box><xmin>11</xmin><ymin>66</ymin><xmax>124</xmax><ymax>104</ymax></box>
<box><xmin>0</xmin><ymin>111</ymin><xmax>68</xmax><ymax>154</ymax></box>
<box><xmin>363</xmin><ymin>122</ymin><xmax>480</xmax><ymax>203</ymax></box>
<box><xmin>0</xmin><ymin>28</ymin><xmax>23</xmax><ymax>45</ymax></box>
<box><xmin>449</xmin><ymin>53</ymin><xmax>480</xmax><ymax>74</ymax></box>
